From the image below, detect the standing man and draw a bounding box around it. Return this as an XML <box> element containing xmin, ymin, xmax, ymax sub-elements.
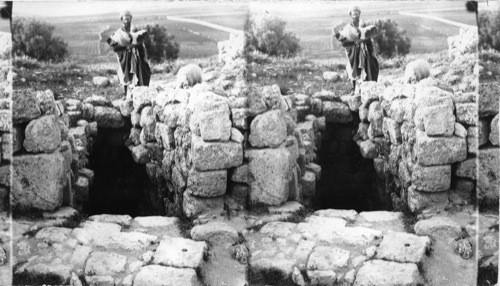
<box><xmin>107</xmin><ymin>10</ymin><xmax>151</xmax><ymax>98</ymax></box>
<box><xmin>333</xmin><ymin>5</ymin><xmax>379</xmax><ymax>92</ymax></box>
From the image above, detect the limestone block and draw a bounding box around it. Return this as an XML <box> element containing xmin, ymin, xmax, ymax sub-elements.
<box><xmin>478</xmin><ymin>148</ymin><xmax>500</xmax><ymax>204</ymax></box>
<box><xmin>455</xmin><ymin>157</ymin><xmax>477</xmax><ymax>179</ymax></box>
<box><xmin>247</xmin><ymin>147</ymin><xmax>291</xmax><ymax>206</ymax></box>
<box><xmin>13</xmin><ymin>89</ymin><xmax>41</xmax><ymax>124</ymax></box>
<box><xmin>421</xmin><ymin>105</ymin><xmax>455</xmax><ymax>136</ymax></box>
<box><xmin>307</xmin><ymin>246</ymin><xmax>350</xmax><ymax>272</ymax></box>
<box><xmin>360</xmin><ymin>81</ymin><xmax>385</xmax><ymax>107</ymax></box>
<box><xmin>132</xmin><ymin>86</ymin><xmax>157</xmax><ymax>110</ymax></box>
<box><xmin>249</xmin><ymin>110</ymin><xmax>287</xmax><ymax>148</ymax></box>
<box><xmin>0</xmin><ymin>109</ymin><xmax>11</xmax><ymax>133</ymax></box>
<box><xmin>130</xmin><ymin>145</ymin><xmax>150</xmax><ymax>164</ymax></box>
<box><xmin>12</xmin><ymin>152</ymin><xmax>66</xmax><ymax>211</ymax></box>
<box><xmin>199</xmin><ymin>109</ymin><xmax>232</xmax><ymax>142</ymax></box>
<box><xmin>478</xmin><ymin>82</ymin><xmax>499</xmax><ymax>118</ymax></box>
<box><xmin>140</xmin><ymin>106</ymin><xmax>155</xmax><ymax>128</ymax></box>
<box><xmin>415</xmin><ymin>130</ymin><xmax>467</xmax><ymax>166</ymax></box>
<box><xmin>356</xmin><ymin>123</ymin><xmax>369</xmax><ymax>141</ymax></box>
<box><xmin>231</xmin><ymin>108</ymin><xmax>249</xmax><ymax>130</ymax></box>
<box><xmin>23</xmin><ymin>115</ymin><xmax>61</xmax><ymax>153</ymax></box>
<box><xmin>323</xmin><ymin>101</ymin><xmax>353</xmax><ymax>123</ymax></box>
<box><xmin>354</xmin><ymin>260</ymin><xmax>422</xmax><ymax>286</ymax></box>
<box><xmin>389</xmin><ymin>98</ymin><xmax>408</xmax><ymax>123</ymax></box>
<box><xmin>368</xmin><ymin>101</ymin><xmax>383</xmax><ymax>123</ymax></box>
<box><xmin>183</xmin><ymin>192</ymin><xmax>224</xmax><ymax>218</ymax></box>
<box><xmin>85</xmin><ymin>251</ymin><xmax>127</xmax><ymax>276</ymax></box>
<box><xmin>490</xmin><ymin>114</ymin><xmax>499</xmax><ymax>146</ymax></box>
<box><xmin>407</xmin><ymin>187</ymin><xmax>449</xmax><ymax>212</ymax></box>
<box><xmin>456</xmin><ymin>103</ymin><xmax>477</xmax><ymax>125</ymax></box>
<box><xmin>153</xmin><ymin>236</ymin><xmax>207</xmax><ymax>268</ymax></box>
<box><xmin>190</xmin><ymin>221</ymin><xmax>239</xmax><ymax>242</ymax></box>
<box><xmin>191</xmin><ymin>135</ymin><xmax>243</xmax><ymax>171</ymax></box>
<box><xmin>134</xmin><ymin>265</ymin><xmax>202</xmax><ymax>286</ymax></box>
<box><xmin>383</xmin><ymin>117</ymin><xmax>402</xmax><ymax>145</ymax></box>
<box><xmin>411</xmin><ymin>165</ymin><xmax>451</xmax><ymax>192</ymax></box>
<box><xmin>414</xmin><ymin>216</ymin><xmax>462</xmax><ymax>239</ymax></box>
<box><xmin>94</xmin><ymin>106</ymin><xmax>125</xmax><ymax>128</ymax></box>
<box><xmin>454</xmin><ymin>122</ymin><xmax>467</xmax><ymax>138</ymax></box>
<box><xmin>301</xmin><ymin>171</ymin><xmax>316</xmax><ymax>197</ymax></box>
<box><xmin>154</xmin><ymin>123</ymin><xmax>174</xmax><ymax>150</ymax></box>
<box><xmin>186</xmin><ymin>169</ymin><xmax>227</xmax><ymax>197</ymax></box>
<box><xmin>375</xmin><ymin>232</ymin><xmax>431</xmax><ymax>264</ymax></box>
<box><xmin>359</xmin><ymin>140</ymin><xmax>378</xmax><ymax>159</ymax></box>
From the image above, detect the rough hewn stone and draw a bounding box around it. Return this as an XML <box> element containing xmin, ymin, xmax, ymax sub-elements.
<box><xmin>354</xmin><ymin>260</ymin><xmax>422</xmax><ymax>286</ymax></box>
<box><xmin>12</xmin><ymin>152</ymin><xmax>66</xmax><ymax>211</ymax></box>
<box><xmin>249</xmin><ymin>110</ymin><xmax>287</xmax><ymax>148</ymax></box>
<box><xmin>13</xmin><ymin>89</ymin><xmax>42</xmax><ymax>124</ymax></box>
<box><xmin>323</xmin><ymin>101</ymin><xmax>353</xmax><ymax>123</ymax></box>
<box><xmin>456</xmin><ymin>103</ymin><xmax>477</xmax><ymax>125</ymax></box>
<box><xmin>411</xmin><ymin>165</ymin><xmax>451</xmax><ymax>192</ymax></box>
<box><xmin>415</xmin><ymin>130</ymin><xmax>466</xmax><ymax>166</ymax></box>
<box><xmin>421</xmin><ymin>104</ymin><xmax>455</xmax><ymax>136</ymax></box>
<box><xmin>414</xmin><ymin>216</ymin><xmax>462</xmax><ymax>239</ymax></box>
<box><xmin>183</xmin><ymin>192</ymin><xmax>224</xmax><ymax>218</ymax></box>
<box><xmin>247</xmin><ymin>147</ymin><xmax>291</xmax><ymax>206</ymax></box>
<box><xmin>376</xmin><ymin>232</ymin><xmax>431</xmax><ymax>264</ymax></box>
<box><xmin>191</xmin><ymin>135</ymin><xmax>243</xmax><ymax>171</ymax></box>
<box><xmin>85</xmin><ymin>251</ymin><xmax>127</xmax><ymax>276</ymax></box>
<box><xmin>94</xmin><ymin>106</ymin><xmax>125</xmax><ymax>128</ymax></box>
<box><xmin>134</xmin><ymin>265</ymin><xmax>202</xmax><ymax>286</ymax></box>
<box><xmin>186</xmin><ymin>169</ymin><xmax>227</xmax><ymax>197</ymax></box>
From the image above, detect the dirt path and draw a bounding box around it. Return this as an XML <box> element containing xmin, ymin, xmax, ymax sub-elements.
<box><xmin>399</xmin><ymin>11</ymin><xmax>475</xmax><ymax>29</ymax></box>
<box><xmin>168</xmin><ymin>16</ymin><xmax>243</xmax><ymax>35</ymax></box>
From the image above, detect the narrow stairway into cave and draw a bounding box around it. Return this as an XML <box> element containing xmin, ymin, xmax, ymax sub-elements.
<box><xmin>314</xmin><ymin>122</ymin><xmax>384</xmax><ymax>212</ymax></box>
<box><xmin>86</xmin><ymin>125</ymin><xmax>161</xmax><ymax>217</ymax></box>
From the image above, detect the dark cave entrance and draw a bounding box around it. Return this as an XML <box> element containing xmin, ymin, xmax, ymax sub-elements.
<box><xmin>313</xmin><ymin>121</ymin><xmax>385</xmax><ymax>212</ymax></box>
<box><xmin>86</xmin><ymin>124</ymin><xmax>162</xmax><ymax>217</ymax></box>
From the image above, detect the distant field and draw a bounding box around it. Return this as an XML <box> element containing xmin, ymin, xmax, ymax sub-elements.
<box><xmin>250</xmin><ymin>1</ymin><xmax>476</xmax><ymax>59</ymax></box>
<box><xmin>14</xmin><ymin>2</ymin><xmax>247</xmax><ymax>65</ymax></box>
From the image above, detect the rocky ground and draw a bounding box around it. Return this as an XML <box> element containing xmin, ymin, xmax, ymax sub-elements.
<box><xmin>11</xmin><ymin>202</ymin><xmax>496</xmax><ymax>286</ymax></box>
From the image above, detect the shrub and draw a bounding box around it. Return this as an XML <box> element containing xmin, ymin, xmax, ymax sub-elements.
<box><xmin>369</xmin><ymin>18</ymin><xmax>411</xmax><ymax>58</ymax></box>
<box><xmin>138</xmin><ymin>24</ymin><xmax>180</xmax><ymax>63</ymax></box>
<box><xmin>12</xmin><ymin>18</ymin><xmax>68</xmax><ymax>62</ymax></box>
<box><xmin>245</xmin><ymin>13</ymin><xmax>300</xmax><ymax>58</ymax></box>
<box><xmin>478</xmin><ymin>9</ymin><xmax>500</xmax><ymax>51</ymax></box>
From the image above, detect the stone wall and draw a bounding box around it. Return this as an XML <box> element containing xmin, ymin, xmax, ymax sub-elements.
<box><xmin>12</xmin><ymin>88</ymin><xmax>97</xmax><ymax>213</ymax></box>
<box><xmin>0</xmin><ymin>32</ymin><xmax>12</xmax><ymax>212</ymax></box>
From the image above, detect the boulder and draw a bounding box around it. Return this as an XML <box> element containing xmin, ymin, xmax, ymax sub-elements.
<box><xmin>12</xmin><ymin>152</ymin><xmax>66</xmax><ymax>211</ymax></box>
<box><xmin>23</xmin><ymin>115</ymin><xmax>62</xmax><ymax>153</ymax></box>
<box><xmin>247</xmin><ymin>147</ymin><xmax>291</xmax><ymax>206</ymax></box>
<box><xmin>249</xmin><ymin>110</ymin><xmax>287</xmax><ymax>148</ymax></box>
<box><xmin>191</xmin><ymin>135</ymin><xmax>243</xmax><ymax>171</ymax></box>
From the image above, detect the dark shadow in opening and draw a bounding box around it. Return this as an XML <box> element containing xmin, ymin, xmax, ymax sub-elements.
<box><xmin>313</xmin><ymin>122</ymin><xmax>384</xmax><ymax>212</ymax></box>
<box><xmin>86</xmin><ymin>124</ymin><xmax>156</xmax><ymax>216</ymax></box>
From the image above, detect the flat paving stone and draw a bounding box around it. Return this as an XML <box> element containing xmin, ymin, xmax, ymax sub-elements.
<box><xmin>376</xmin><ymin>232</ymin><xmax>431</xmax><ymax>264</ymax></box>
<box><xmin>89</xmin><ymin>214</ymin><xmax>133</xmax><ymax>227</ymax></box>
<box><xmin>42</xmin><ymin>207</ymin><xmax>78</xmax><ymax>220</ymax></box>
<box><xmin>414</xmin><ymin>216</ymin><xmax>462</xmax><ymax>239</ymax></box>
<box><xmin>91</xmin><ymin>231</ymin><xmax>157</xmax><ymax>251</ymax></box>
<box><xmin>134</xmin><ymin>216</ymin><xmax>179</xmax><ymax>228</ymax></box>
<box><xmin>313</xmin><ymin>209</ymin><xmax>358</xmax><ymax>222</ymax></box>
<box><xmin>260</xmin><ymin>221</ymin><xmax>297</xmax><ymax>237</ymax></box>
<box><xmin>307</xmin><ymin>246</ymin><xmax>350</xmax><ymax>271</ymax></box>
<box><xmin>359</xmin><ymin>211</ymin><xmax>403</xmax><ymax>222</ymax></box>
<box><xmin>134</xmin><ymin>265</ymin><xmax>202</xmax><ymax>286</ymax></box>
<box><xmin>190</xmin><ymin>221</ymin><xmax>239</xmax><ymax>243</ymax></box>
<box><xmin>81</xmin><ymin>221</ymin><xmax>122</xmax><ymax>237</ymax></box>
<box><xmin>354</xmin><ymin>260</ymin><xmax>422</xmax><ymax>286</ymax></box>
<box><xmin>85</xmin><ymin>251</ymin><xmax>127</xmax><ymax>276</ymax></box>
<box><xmin>70</xmin><ymin>245</ymin><xmax>92</xmax><ymax>269</ymax></box>
<box><xmin>153</xmin><ymin>236</ymin><xmax>207</xmax><ymax>268</ymax></box>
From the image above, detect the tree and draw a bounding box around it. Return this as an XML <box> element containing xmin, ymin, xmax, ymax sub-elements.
<box><xmin>370</xmin><ymin>18</ymin><xmax>411</xmax><ymax>58</ymax></box>
<box><xmin>139</xmin><ymin>24</ymin><xmax>180</xmax><ymax>63</ymax></box>
<box><xmin>246</xmin><ymin>13</ymin><xmax>300</xmax><ymax>58</ymax></box>
<box><xmin>12</xmin><ymin>18</ymin><xmax>68</xmax><ymax>62</ymax></box>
